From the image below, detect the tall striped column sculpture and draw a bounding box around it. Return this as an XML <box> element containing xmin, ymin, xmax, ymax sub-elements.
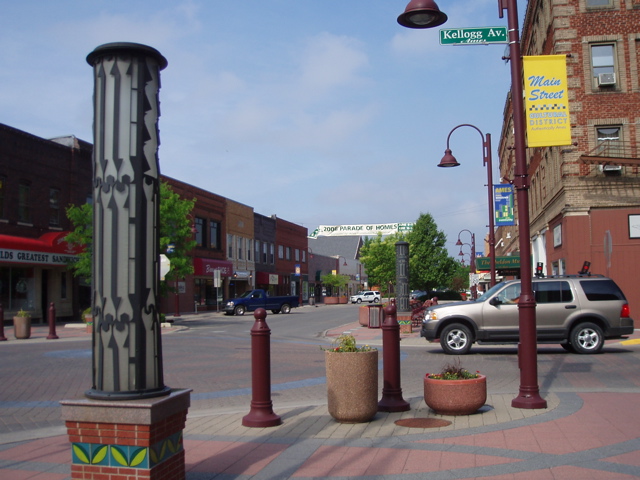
<box><xmin>86</xmin><ymin>42</ymin><xmax>170</xmax><ymax>400</ymax></box>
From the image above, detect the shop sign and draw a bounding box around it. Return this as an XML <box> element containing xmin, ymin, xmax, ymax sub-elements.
<box><xmin>0</xmin><ymin>248</ymin><xmax>77</xmax><ymax>266</ymax></box>
<box><xmin>523</xmin><ymin>55</ymin><xmax>572</xmax><ymax>147</ymax></box>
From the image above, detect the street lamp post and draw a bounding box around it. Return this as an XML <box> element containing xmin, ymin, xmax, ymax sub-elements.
<box><xmin>396</xmin><ymin>0</ymin><xmax>546</xmax><ymax>409</ymax></box>
<box><xmin>439</xmin><ymin>124</ymin><xmax>496</xmax><ymax>288</ymax></box>
<box><xmin>456</xmin><ymin>230</ymin><xmax>476</xmax><ymax>300</ymax></box>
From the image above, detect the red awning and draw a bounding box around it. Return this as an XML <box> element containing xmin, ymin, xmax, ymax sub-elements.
<box><xmin>0</xmin><ymin>232</ymin><xmax>80</xmax><ymax>265</ymax></box>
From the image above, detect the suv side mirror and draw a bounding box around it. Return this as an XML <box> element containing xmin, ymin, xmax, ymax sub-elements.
<box><xmin>489</xmin><ymin>297</ymin><xmax>502</xmax><ymax>306</ymax></box>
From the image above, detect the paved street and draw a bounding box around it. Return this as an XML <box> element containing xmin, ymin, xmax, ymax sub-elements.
<box><xmin>1</xmin><ymin>304</ymin><xmax>640</xmax><ymax>479</ymax></box>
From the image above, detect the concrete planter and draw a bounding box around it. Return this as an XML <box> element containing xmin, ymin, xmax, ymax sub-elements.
<box><xmin>423</xmin><ymin>374</ymin><xmax>487</xmax><ymax>416</ymax></box>
<box><xmin>325</xmin><ymin>350</ymin><xmax>378</xmax><ymax>423</ymax></box>
<box><xmin>324</xmin><ymin>296</ymin><xmax>347</xmax><ymax>305</ymax></box>
<box><xmin>13</xmin><ymin>316</ymin><xmax>31</xmax><ymax>339</ymax></box>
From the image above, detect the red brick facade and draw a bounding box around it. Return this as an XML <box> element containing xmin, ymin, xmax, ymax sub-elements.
<box><xmin>497</xmin><ymin>0</ymin><xmax>640</xmax><ymax>315</ymax></box>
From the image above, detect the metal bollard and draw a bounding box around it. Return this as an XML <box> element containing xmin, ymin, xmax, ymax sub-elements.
<box><xmin>242</xmin><ymin>308</ymin><xmax>282</xmax><ymax>427</ymax></box>
<box><xmin>0</xmin><ymin>304</ymin><xmax>6</xmax><ymax>341</ymax></box>
<box><xmin>46</xmin><ymin>302</ymin><xmax>59</xmax><ymax>340</ymax></box>
<box><xmin>378</xmin><ymin>299</ymin><xmax>410</xmax><ymax>412</ymax></box>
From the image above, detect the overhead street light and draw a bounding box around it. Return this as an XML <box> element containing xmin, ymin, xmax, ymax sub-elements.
<box><xmin>396</xmin><ymin>0</ymin><xmax>546</xmax><ymax>409</ymax></box>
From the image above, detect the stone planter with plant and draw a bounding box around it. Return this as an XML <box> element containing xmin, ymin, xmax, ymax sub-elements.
<box><xmin>324</xmin><ymin>334</ymin><xmax>378</xmax><ymax>423</ymax></box>
<box><xmin>423</xmin><ymin>359</ymin><xmax>486</xmax><ymax>416</ymax></box>
<box><xmin>13</xmin><ymin>309</ymin><xmax>32</xmax><ymax>340</ymax></box>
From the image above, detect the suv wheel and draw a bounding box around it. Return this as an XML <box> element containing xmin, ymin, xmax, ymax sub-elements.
<box><xmin>356</xmin><ymin>299</ymin><xmax>362</xmax><ymax>304</ymax></box>
<box><xmin>373</xmin><ymin>298</ymin><xmax>380</xmax><ymax>303</ymax></box>
<box><xmin>440</xmin><ymin>324</ymin><xmax>472</xmax><ymax>355</ymax></box>
<box><xmin>570</xmin><ymin>322</ymin><xmax>604</xmax><ymax>354</ymax></box>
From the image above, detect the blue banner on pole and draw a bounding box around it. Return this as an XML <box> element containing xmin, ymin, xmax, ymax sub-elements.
<box><xmin>494</xmin><ymin>185</ymin><xmax>515</xmax><ymax>226</ymax></box>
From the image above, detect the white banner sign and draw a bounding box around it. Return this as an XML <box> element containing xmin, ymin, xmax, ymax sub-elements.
<box><xmin>0</xmin><ymin>248</ymin><xmax>77</xmax><ymax>266</ymax></box>
<box><xmin>309</xmin><ymin>223</ymin><xmax>414</xmax><ymax>238</ymax></box>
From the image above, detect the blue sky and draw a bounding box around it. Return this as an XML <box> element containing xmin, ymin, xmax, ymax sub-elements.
<box><xmin>0</xmin><ymin>0</ymin><xmax>527</xmax><ymax>257</ymax></box>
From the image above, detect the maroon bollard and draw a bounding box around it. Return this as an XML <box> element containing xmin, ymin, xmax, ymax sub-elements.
<box><xmin>378</xmin><ymin>299</ymin><xmax>410</xmax><ymax>412</ymax></box>
<box><xmin>242</xmin><ymin>308</ymin><xmax>282</xmax><ymax>427</ymax></box>
<box><xmin>0</xmin><ymin>304</ymin><xmax>7</xmax><ymax>341</ymax></box>
<box><xmin>46</xmin><ymin>302</ymin><xmax>59</xmax><ymax>340</ymax></box>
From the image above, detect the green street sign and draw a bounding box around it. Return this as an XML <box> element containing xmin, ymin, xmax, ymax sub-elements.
<box><xmin>439</xmin><ymin>26</ymin><xmax>508</xmax><ymax>45</ymax></box>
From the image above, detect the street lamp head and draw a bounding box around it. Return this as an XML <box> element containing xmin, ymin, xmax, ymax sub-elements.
<box><xmin>455</xmin><ymin>239</ymin><xmax>463</xmax><ymax>246</ymax></box>
<box><xmin>397</xmin><ymin>0</ymin><xmax>448</xmax><ymax>29</ymax></box>
<box><xmin>438</xmin><ymin>149</ymin><xmax>460</xmax><ymax>168</ymax></box>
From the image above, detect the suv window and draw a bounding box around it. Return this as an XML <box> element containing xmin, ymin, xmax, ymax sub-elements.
<box><xmin>496</xmin><ymin>283</ymin><xmax>521</xmax><ymax>304</ymax></box>
<box><xmin>534</xmin><ymin>281</ymin><xmax>573</xmax><ymax>303</ymax></box>
<box><xmin>580</xmin><ymin>279</ymin><xmax>626</xmax><ymax>301</ymax></box>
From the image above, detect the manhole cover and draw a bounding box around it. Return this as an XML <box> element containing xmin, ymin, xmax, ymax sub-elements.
<box><xmin>394</xmin><ymin>418</ymin><xmax>451</xmax><ymax>428</ymax></box>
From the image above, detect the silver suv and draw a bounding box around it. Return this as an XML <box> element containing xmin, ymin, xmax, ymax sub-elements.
<box><xmin>421</xmin><ymin>275</ymin><xmax>633</xmax><ymax>355</ymax></box>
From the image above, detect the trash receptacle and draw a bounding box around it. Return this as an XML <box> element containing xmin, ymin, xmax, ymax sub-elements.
<box><xmin>309</xmin><ymin>296</ymin><xmax>315</xmax><ymax>306</ymax></box>
<box><xmin>367</xmin><ymin>304</ymin><xmax>383</xmax><ymax>328</ymax></box>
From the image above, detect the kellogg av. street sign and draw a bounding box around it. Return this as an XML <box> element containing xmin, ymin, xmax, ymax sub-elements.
<box><xmin>439</xmin><ymin>27</ymin><xmax>508</xmax><ymax>45</ymax></box>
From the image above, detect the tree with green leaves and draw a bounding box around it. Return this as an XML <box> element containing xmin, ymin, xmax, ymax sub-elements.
<box><xmin>359</xmin><ymin>213</ymin><xmax>460</xmax><ymax>294</ymax></box>
<box><xmin>65</xmin><ymin>182</ymin><xmax>196</xmax><ymax>288</ymax></box>
<box><xmin>320</xmin><ymin>273</ymin><xmax>349</xmax><ymax>296</ymax></box>
<box><xmin>407</xmin><ymin>213</ymin><xmax>458</xmax><ymax>292</ymax></box>
<box><xmin>359</xmin><ymin>232</ymin><xmax>404</xmax><ymax>295</ymax></box>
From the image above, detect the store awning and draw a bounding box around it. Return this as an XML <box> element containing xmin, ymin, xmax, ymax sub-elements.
<box><xmin>0</xmin><ymin>232</ymin><xmax>80</xmax><ymax>266</ymax></box>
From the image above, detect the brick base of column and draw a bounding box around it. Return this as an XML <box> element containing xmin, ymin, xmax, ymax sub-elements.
<box><xmin>61</xmin><ymin>389</ymin><xmax>191</xmax><ymax>480</ymax></box>
<box><xmin>397</xmin><ymin>314</ymin><xmax>412</xmax><ymax>334</ymax></box>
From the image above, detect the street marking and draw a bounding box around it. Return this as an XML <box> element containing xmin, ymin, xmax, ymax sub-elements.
<box><xmin>621</xmin><ymin>339</ymin><xmax>640</xmax><ymax>345</ymax></box>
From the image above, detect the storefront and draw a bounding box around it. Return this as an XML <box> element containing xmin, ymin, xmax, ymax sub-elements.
<box><xmin>192</xmin><ymin>257</ymin><xmax>233</xmax><ymax>310</ymax></box>
<box><xmin>0</xmin><ymin>232</ymin><xmax>80</xmax><ymax>322</ymax></box>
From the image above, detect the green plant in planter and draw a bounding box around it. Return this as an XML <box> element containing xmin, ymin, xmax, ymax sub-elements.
<box><xmin>16</xmin><ymin>309</ymin><xmax>31</xmax><ymax>318</ymax></box>
<box><xmin>427</xmin><ymin>358</ymin><xmax>480</xmax><ymax>380</ymax></box>
<box><xmin>324</xmin><ymin>334</ymin><xmax>375</xmax><ymax>353</ymax></box>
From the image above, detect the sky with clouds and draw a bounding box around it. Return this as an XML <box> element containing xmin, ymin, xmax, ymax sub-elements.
<box><xmin>0</xmin><ymin>0</ymin><xmax>528</xmax><ymax>257</ymax></box>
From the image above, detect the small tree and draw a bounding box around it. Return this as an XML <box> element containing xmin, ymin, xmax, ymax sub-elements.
<box><xmin>65</xmin><ymin>182</ymin><xmax>196</xmax><ymax>295</ymax></box>
<box><xmin>321</xmin><ymin>273</ymin><xmax>349</xmax><ymax>297</ymax></box>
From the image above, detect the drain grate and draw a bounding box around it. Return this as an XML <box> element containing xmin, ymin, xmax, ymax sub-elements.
<box><xmin>394</xmin><ymin>418</ymin><xmax>451</xmax><ymax>428</ymax></box>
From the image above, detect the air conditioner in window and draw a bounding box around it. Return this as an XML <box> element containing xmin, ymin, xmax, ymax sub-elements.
<box><xmin>598</xmin><ymin>73</ymin><xmax>616</xmax><ymax>86</ymax></box>
<box><xmin>599</xmin><ymin>164</ymin><xmax>622</xmax><ymax>173</ymax></box>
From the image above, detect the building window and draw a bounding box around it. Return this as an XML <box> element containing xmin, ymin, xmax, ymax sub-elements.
<box><xmin>255</xmin><ymin>240</ymin><xmax>261</xmax><ymax>262</ymax></box>
<box><xmin>227</xmin><ymin>234</ymin><xmax>234</xmax><ymax>259</ymax></box>
<box><xmin>61</xmin><ymin>272</ymin><xmax>68</xmax><ymax>300</ymax></box>
<box><xmin>18</xmin><ymin>181</ymin><xmax>31</xmax><ymax>223</ymax></box>
<box><xmin>302</xmin><ymin>250</ymin><xmax>307</xmax><ymax>263</ymax></box>
<box><xmin>195</xmin><ymin>217</ymin><xmax>205</xmax><ymax>247</ymax></box>
<box><xmin>237</xmin><ymin>237</ymin><xmax>243</xmax><ymax>260</ymax></box>
<box><xmin>286</xmin><ymin>247</ymin><xmax>291</xmax><ymax>261</ymax></box>
<box><xmin>0</xmin><ymin>175</ymin><xmax>5</xmax><ymax>218</ymax></box>
<box><xmin>596</xmin><ymin>126</ymin><xmax>623</xmax><ymax>159</ymax></box>
<box><xmin>49</xmin><ymin>188</ymin><xmax>61</xmax><ymax>227</ymax></box>
<box><xmin>590</xmin><ymin>44</ymin><xmax>616</xmax><ymax>87</ymax></box>
<box><xmin>295</xmin><ymin>249</ymin><xmax>300</xmax><ymax>262</ymax></box>
<box><xmin>586</xmin><ymin>0</ymin><xmax>612</xmax><ymax>6</ymax></box>
<box><xmin>270</xmin><ymin>244</ymin><xmax>275</xmax><ymax>264</ymax></box>
<box><xmin>247</xmin><ymin>239</ymin><xmax>252</xmax><ymax>261</ymax></box>
<box><xmin>263</xmin><ymin>243</ymin><xmax>268</xmax><ymax>263</ymax></box>
<box><xmin>209</xmin><ymin>221</ymin><xmax>221</xmax><ymax>250</ymax></box>
<box><xmin>278</xmin><ymin>245</ymin><xmax>284</xmax><ymax>259</ymax></box>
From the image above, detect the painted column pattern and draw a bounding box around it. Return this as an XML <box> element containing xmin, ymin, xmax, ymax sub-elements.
<box><xmin>86</xmin><ymin>43</ymin><xmax>170</xmax><ymax>399</ymax></box>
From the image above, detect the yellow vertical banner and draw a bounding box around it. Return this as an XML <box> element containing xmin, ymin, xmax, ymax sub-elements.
<box><xmin>523</xmin><ymin>55</ymin><xmax>571</xmax><ymax>147</ymax></box>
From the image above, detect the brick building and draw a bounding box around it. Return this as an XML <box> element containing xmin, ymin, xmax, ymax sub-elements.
<box><xmin>496</xmin><ymin>0</ymin><xmax>640</xmax><ymax>315</ymax></box>
<box><xmin>0</xmin><ymin>124</ymin><xmax>92</xmax><ymax>321</ymax></box>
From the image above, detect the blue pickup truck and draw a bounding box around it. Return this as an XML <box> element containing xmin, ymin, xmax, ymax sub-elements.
<box><xmin>223</xmin><ymin>289</ymin><xmax>300</xmax><ymax>316</ymax></box>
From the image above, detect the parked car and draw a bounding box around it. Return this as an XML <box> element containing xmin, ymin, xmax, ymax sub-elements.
<box><xmin>410</xmin><ymin>290</ymin><xmax>427</xmax><ymax>300</ymax></box>
<box><xmin>224</xmin><ymin>289</ymin><xmax>299</xmax><ymax>316</ymax></box>
<box><xmin>420</xmin><ymin>275</ymin><xmax>633</xmax><ymax>355</ymax></box>
<box><xmin>350</xmin><ymin>291</ymin><xmax>381</xmax><ymax>304</ymax></box>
